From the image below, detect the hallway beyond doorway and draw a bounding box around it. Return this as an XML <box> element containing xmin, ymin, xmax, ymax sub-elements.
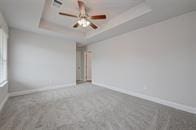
<box><xmin>76</xmin><ymin>80</ymin><xmax>91</xmax><ymax>84</ymax></box>
<box><xmin>76</xmin><ymin>46</ymin><xmax>92</xmax><ymax>84</ymax></box>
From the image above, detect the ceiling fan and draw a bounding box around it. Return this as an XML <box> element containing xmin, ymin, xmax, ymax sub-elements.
<box><xmin>59</xmin><ymin>0</ymin><xmax>107</xmax><ymax>29</ymax></box>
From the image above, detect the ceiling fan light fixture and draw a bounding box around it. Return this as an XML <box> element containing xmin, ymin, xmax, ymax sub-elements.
<box><xmin>59</xmin><ymin>0</ymin><xmax>106</xmax><ymax>29</ymax></box>
<box><xmin>77</xmin><ymin>18</ymin><xmax>90</xmax><ymax>27</ymax></box>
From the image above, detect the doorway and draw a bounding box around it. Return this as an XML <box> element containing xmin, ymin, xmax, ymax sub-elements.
<box><xmin>76</xmin><ymin>46</ymin><xmax>92</xmax><ymax>84</ymax></box>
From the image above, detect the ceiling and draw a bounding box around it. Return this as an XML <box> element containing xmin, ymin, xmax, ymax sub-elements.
<box><xmin>41</xmin><ymin>0</ymin><xmax>145</xmax><ymax>33</ymax></box>
<box><xmin>0</xmin><ymin>0</ymin><xmax>196</xmax><ymax>45</ymax></box>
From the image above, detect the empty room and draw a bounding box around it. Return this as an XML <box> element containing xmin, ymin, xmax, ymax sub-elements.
<box><xmin>0</xmin><ymin>0</ymin><xmax>196</xmax><ymax>130</ymax></box>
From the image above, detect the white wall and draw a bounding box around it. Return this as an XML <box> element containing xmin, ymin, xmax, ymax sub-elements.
<box><xmin>8</xmin><ymin>28</ymin><xmax>76</xmax><ymax>93</ymax></box>
<box><xmin>0</xmin><ymin>12</ymin><xmax>8</xmax><ymax>109</ymax></box>
<box><xmin>0</xmin><ymin>12</ymin><xmax>8</xmax><ymax>35</ymax></box>
<box><xmin>88</xmin><ymin>11</ymin><xmax>196</xmax><ymax>109</ymax></box>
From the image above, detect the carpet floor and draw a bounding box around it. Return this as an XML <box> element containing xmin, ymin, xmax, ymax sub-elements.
<box><xmin>0</xmin><ymin>83</ymin><xmax>196</xmax><ymax>130</ymax></box>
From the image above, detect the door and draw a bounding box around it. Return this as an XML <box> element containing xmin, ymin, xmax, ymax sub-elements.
<box><xmin>76</xmin><ymin>50</ymin><xmax>82</xmax><ymax>81</ymax></box>
<box><xmin>84</xmin><ymin>51</ymin><xmax>92</xmax><ymax>81</ymax></box>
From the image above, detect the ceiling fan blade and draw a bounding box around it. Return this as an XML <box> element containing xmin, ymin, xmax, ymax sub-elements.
<box><xmin>59</xmin><ymin>12</ymin><xmax>78</xmax><ymax>18</ymax></box>
<box><xmin>73</xmin><ymin>23</ymin><xmax>79</xmax><ymax>28</ymax></box>
<box><xmin>78</xmin><ymin>0</ymin><xmax>86</xmax><ymax>15</ymax></box>
<box><xmin>90</xmin><ymin>15</ymin><xmax>106</xmax><ymax>20</ymax></box>
<box><xmin>90</xmin><ymin>22</ymin><xmax>98</xmax><ymax>29</ymax></box>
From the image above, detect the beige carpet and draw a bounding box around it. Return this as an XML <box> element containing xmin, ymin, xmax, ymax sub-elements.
<box><xmin>0</xmin><ymin>83</ymin><xmax>196</xmax><ymax>130</ymax></box>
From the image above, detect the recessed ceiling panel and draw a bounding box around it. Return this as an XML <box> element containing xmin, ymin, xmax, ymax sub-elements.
<box><xmin>40</xmin><ymin>0</ymin><xmax>145</xmax><ymax>34</ymax></box>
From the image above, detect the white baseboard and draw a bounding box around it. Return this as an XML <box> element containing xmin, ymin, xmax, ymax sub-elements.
<box><xmin>93</xmin><ymin>82</ymin><xmax>196</xmax><ymax>114</ymax></box>
<box><xmin>9</xmin><ymin>83</ymin><xmax>76</xmax><ymax>97</ymax></box>
<box><xmin>0</xmin><ymin>94</ymin><xmax>9</xmax><ymax>112</ymax></box>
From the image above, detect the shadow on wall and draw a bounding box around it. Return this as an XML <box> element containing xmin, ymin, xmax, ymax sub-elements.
<box><xmin>8</xmin><ymin>29</ymin><xmax>76</xmax><ymax>93</ymax></box>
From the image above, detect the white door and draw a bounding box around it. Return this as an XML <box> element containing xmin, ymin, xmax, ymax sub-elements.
<box><xmin>76</xmin><ymin>50</ymin><xmax>82</xmax><ymax>80</ymax></box>
<box><xmin>84</xmin><ymin>51</ymin><xmax>92</xmax><ymax>81</ymax></box>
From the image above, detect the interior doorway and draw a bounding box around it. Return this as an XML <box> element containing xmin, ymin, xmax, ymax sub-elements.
<box><xmin>76</xmin><ymin>46</ymin><xmax>92</xmax><ymax>84</ymax></box>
